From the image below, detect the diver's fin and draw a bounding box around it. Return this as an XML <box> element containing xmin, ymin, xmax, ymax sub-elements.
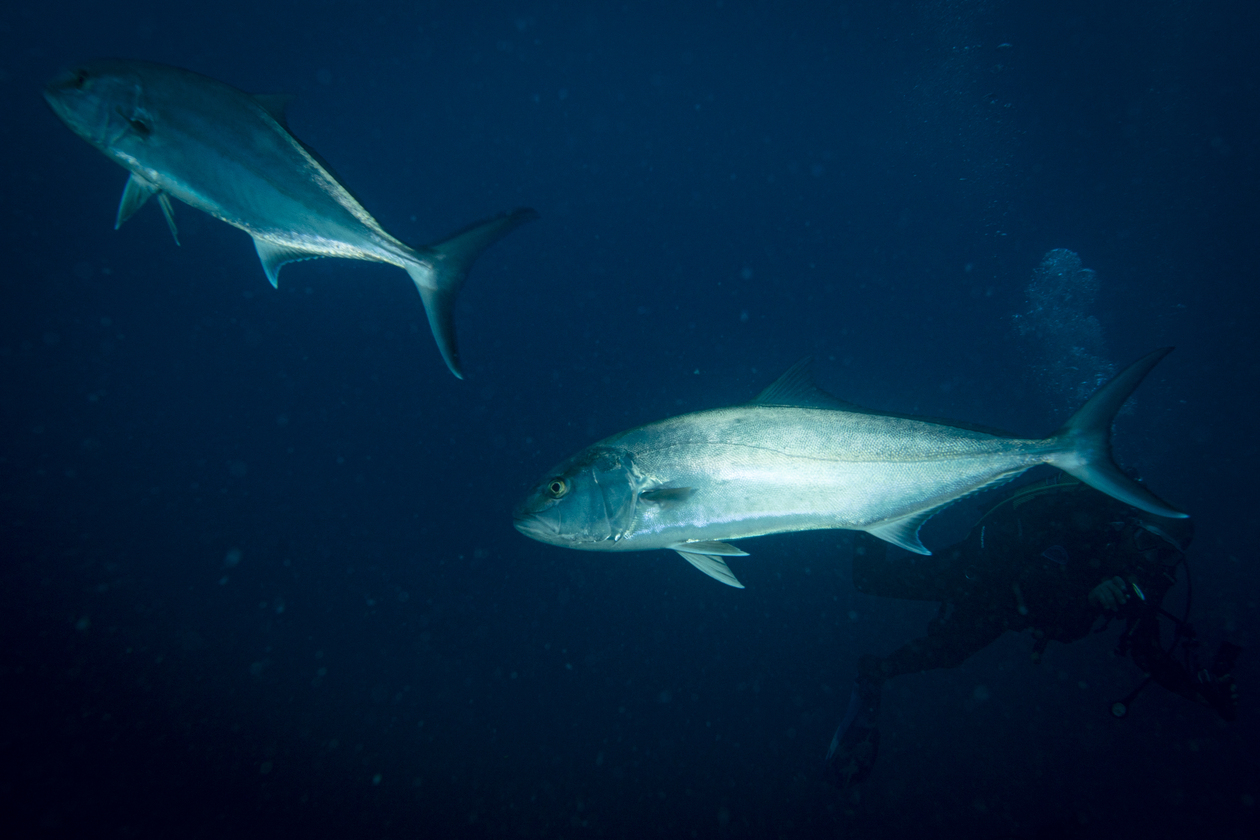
<box><xmin>116</xmin><ymin>173</ymin><xmax>158</xmax><ymax>230</ymax></box>
<box><xmin>675</xmin><ymin>550</ymin><xmax>745</xmax><ymax>588</ymax></box>
<box><xmin>407</xmin><ymin>208</ymin><xmax>539</xmax><ymax>379</ymax></box>
<box><xmin>253</xmin><ymin>237</ymin><xmax>321</xmax><ymax>289</ymax></box>
<box><xmin>156</xmin><ymin>193</ymin><xmax>180</xmax><ymax>245</ymax></box>
<box><xmin>1048</xmin><ymin>347</ymin><xmax>1187</xmax><ymax>518</ymax></box>
<box><xmin>672</xmin><ymin>540</ymin><xmax>749</xmax><ymax>557</ymax></box>
<box><xmin>866</xmin><ymin>510</ymin><xmax>935</xmax><ymax>555</ymax></box>
<box><xmin>824</xmin><ymin>679</ymin><xmax>882</xmax><ymax>788</ymax></box>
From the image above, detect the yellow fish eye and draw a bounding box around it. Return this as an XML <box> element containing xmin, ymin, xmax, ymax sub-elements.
<box><xmin>546</xmin><ymin>478</ymin><xmax>568</xmax><ymax>498</ymax></box>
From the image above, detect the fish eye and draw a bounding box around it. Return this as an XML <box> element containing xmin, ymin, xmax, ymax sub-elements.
<box><xmin>72</xmin><ymin>69</ymin><xmax>89</xmax><ymax>89</ymax></box>
<box><xmin>546</xmin><ymin>478</ymin><xmax>568</xmax><ymax>499</ymax></box>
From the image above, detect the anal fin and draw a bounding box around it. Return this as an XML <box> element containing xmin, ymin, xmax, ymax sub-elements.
<box><xmin>253</xmin><ymin>237</ymin><xmax>322</xmax><ymax>289</ymax></box>
<box><xmin>865</xmin><ymin>472</ymin><xmax>1026</xmax><ymax>555</ymax></box>
<box><xmin>866</xmin><ymin>510</ymin><xmax>936</xmax><ymax>555</ymax></box>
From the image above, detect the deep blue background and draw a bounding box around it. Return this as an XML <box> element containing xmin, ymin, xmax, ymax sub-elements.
<box><xmin>2</xmin><ymin>1</ymin><xmax>1257</xmax><ymax>837</ymax></box>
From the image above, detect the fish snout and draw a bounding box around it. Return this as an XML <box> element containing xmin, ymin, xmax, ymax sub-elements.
<box><xmin>42</xmin><ymin>79</ymin><xmax>71</xmax><ymax>112</ymax></box>
<box><xmin>44</xmin><ymin>67</ymin><xmax>91</xmax><ymax>105</ymax></box>
<box><xmin>512</xmin><ymin>513</ymin><xmax>551</xmax><ymax>539</ymax></box>
<box><xmin>42</xmin><ymin>68</ymin><xmax>103</xmax><ymax>137</ymax></box>
<box><xmin>512</xmin><ymin>501</ymin><xmax>560</xmax><ymax>542</ymax></box>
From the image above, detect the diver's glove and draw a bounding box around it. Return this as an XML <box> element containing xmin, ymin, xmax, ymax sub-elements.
<box><xmin>1089</xmin><ymin>576</ymin><xmax>1130</xmax><ymax>612</ymax></box>
<box><xmin>824</xmin><ymin>664</ymin><xmax>883</xmax><ymax>788</ymax></box>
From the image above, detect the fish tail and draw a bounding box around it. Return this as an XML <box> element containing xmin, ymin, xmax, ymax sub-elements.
<box><xmin>1046</xmin><ymin>346</ymin><xmax>1187</xmax><ymax>518</ymax></box>
<box><xmin>407</xmin><ymin>208</ymin><xmax>539</xmax><ymax>379</ymax></box>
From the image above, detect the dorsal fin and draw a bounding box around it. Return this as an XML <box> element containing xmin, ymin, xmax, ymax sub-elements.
<box><xmin>752</xmin><ymin>357</ymin><xmax>1018</xmax><ymax>438</ymax></box>
<box><xmin>252</xmin><ymin>94</ymin><xmax>295</xmax><ymax>129</ymax></box>
<box><xmin>752</xmin><ymin>357</ymin><xmax>858</xmax><ymax>410</ymax></box>
<box><xmin>248</xmin><ymin>94</ymin><xmax>376</xmax><ymax>221</ymax></box>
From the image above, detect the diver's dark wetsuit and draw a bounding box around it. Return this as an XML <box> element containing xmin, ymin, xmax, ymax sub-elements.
<box><xmin>825</xmin><ymin>478</ymin><xmax>1240</xmax><ymax>788</ymax></box>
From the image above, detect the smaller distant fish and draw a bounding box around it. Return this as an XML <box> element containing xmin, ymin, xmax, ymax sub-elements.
<box><xmin>44</xmin><ymin>59</ymin><xmax>537</xmax><ymax>378</ymax></box>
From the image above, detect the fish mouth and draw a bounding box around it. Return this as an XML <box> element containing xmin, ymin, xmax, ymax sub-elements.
<box><xmin>512</xmin><ymin>512</ymin><xmax>557</xmax><ymax>540</ymax></box>
<box><xmin>42</xmin><ymin>82</ymin><xmax>69</xmax><ymax>111</ymax></box>
<box><xmin>44</xmin><ymin>68</ymin><xmax>87</xmax><ymax>101</ymax></box>
<box><xmin>42</xmin><ymin>73</ymin><xmax>87</xmax><ymax>126</ymax></box>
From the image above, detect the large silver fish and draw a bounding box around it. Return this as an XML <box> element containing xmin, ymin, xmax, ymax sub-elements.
<box><xmin>44</xmin><ymin>58</ymin><xmax>536</xmax><ymax>378</ymax></box>
<box><xmin>514</xmin><ymin>349</ymin><xmax>1186</xmax><ymax>588</ymax></box>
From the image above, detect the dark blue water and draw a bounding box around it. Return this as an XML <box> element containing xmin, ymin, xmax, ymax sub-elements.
<box><xmin>3</xmin><ymin>2</ymin><xmax>1257</xmax><ymax>837</ymax></box>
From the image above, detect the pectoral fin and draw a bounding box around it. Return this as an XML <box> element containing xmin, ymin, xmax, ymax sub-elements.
<box><xmin>674</xmin><ymin>549</ymin><xmax>745</xmax><ymax>588</ymax></box>
<box><xmin>253</xmin><ymin>237</ymin><xmax>322</xmax><ymax>289</ymax></box>
<box><xmin>640</xmin><ymin>487</ymin><xmax>697</xmax><ymax>505</ymax></box>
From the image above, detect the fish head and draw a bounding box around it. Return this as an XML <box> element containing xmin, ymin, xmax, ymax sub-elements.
<box><xmin>44</xmin><ymin>60</ymin><xmax>155</xmax><ymax>158</ymax></box>
<box><xmin>514</xmin><ymin>447</ymin><xmax>643</xmax><ymax>549</ymax></box>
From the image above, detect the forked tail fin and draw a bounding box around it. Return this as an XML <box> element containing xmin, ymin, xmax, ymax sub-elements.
<box><xmin>406</xmin><ymin>208</ymin><xmax>539</xmax><ymax>379</ymax></box>
<box><xmin>1047</xmin><ymin>346</ymin><xmax>1187</xmax><ymax>518</ymax></box>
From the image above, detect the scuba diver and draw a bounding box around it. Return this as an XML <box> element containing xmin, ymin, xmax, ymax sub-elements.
<box><xmin>825</xmin><ymin>476</ymin><xmax>1241</xmax><ymax>788</ymax></box>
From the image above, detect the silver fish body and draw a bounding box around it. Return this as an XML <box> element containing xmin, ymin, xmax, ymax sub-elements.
<box><xmin>514</xmin><ymin>350</ymin><xmax>1185</xmax><ymax>588</ymax></box>
<box><xmin>44</xmin><ymin>58</ymin><xmax>536</xmax><ymax>377</ymax></box>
